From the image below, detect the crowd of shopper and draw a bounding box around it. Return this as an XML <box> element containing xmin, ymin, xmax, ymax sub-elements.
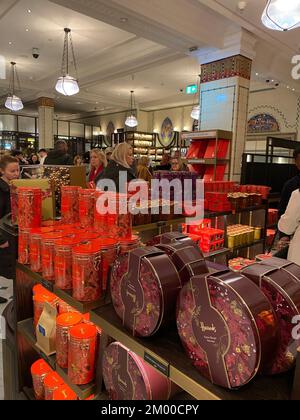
<box><xmin>0</xmin><ymin>142</ymin><xmax>190</xmax><ymax>283</ymax></box>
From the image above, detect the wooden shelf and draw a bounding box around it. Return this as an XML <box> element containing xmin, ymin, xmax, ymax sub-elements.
<box><xmin>205</xmin><ymin>205</ymin><xmax>266</xmax><ymax>219</ymax></box>
<box><xmin>182</xmin><ymin>130</ymin><xmax>232</xmax><ymax>141</ymax></box>
<box><xmin>18</xmin><ymin>319</ymin><xmax>56</xmax><ymax>370</ymax></box>
<box><xmin>90</xmin><ymin>305</ymin><xmax>293</xmax><ymax>400</ymax></box>
<box><xmin>204</xmin><ymin>248</ymin><xmax>229</xmax><ymax>259</ymax></box>
<box><xmin>23</xmin><ymin>387</ymin><xmax>36</xmax><ymax>401</ymax></box>
<box><xmin>16</xmin><ymin>263</ymin><xmax>110</xmax><ymax>314</ymax></box>
<box><xmin>188</xmin><ymin>159</ymin><xmax>229</xmax><ymax>165</ymax></box>
<box><xmin>17</xmin><ymin>318</ymin><xmax>97</xmax><ymax>400</ymax></box>
<box><xmin>133</xmin><ymin>218</ymin><xmax>186</xmax><ymax>234</ymax></box>
<box><xmin>56</xmin><ymin>366</ymin><xmax>96</xmax><ymax>400</ymax></box>
<box><xmin>53</xmin><ymin>287</ymin><xmax>110</xmax><ymax>314</ymax></box>
<box><xmin>228</xmin><ymin>239</ymin><xmax>265</xmax><ymax>253</ymax></box>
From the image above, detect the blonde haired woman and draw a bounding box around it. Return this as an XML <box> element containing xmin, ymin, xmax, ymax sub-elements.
<box><xmin>137</xmin><ymin>156</ymin><xmax>152</xmax><ymax>183</ymax></box>
<box><xmin>97</xmin><ymin>142</ymin><xmax>136</xmax><ymax>192</ymax></box>
<box><xmin>171</xmin><ymin>156</ymin><xmax>188</xmax><ymax>172</ymax></box>
<box><xmin>89</xmin><ymin>149</ymin><xmax>107</xmax><ymax>185</ymax></box>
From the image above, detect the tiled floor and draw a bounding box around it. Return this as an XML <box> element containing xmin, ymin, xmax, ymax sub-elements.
<box><xmin>0</xmin><ymin>277</ymin><xmax>14</xmax><ymax>401</ymax></box>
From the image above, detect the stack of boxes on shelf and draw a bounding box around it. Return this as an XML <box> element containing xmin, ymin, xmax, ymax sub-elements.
<box><xmin>182</xmin><ymin>219</ymin><xmax>225</xmax><ymax>253</ymax></box>
<box><xmin>240</xmin><ymin>184</ymin><xmax>271</xmax><ymax>200</ymax></box>
<box><xmin>227</xmin><ymin>225</ymin><xmax>262</xmax><ymax>249</ymax></box>
<box><xmin>203</xmin><ymin>182</ymin><xmax>264</xmax><ymax>213</ymax></box>
<box><xmin>205</xmin><ymin>192</ymin><xmax>232</xmax><ymax>212</ymax></box>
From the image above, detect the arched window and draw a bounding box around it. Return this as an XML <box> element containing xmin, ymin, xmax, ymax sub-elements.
<box><xmin>248</xmin><ymin>114</ymin><xmax>280</xmax><ymax>133</ymax></box>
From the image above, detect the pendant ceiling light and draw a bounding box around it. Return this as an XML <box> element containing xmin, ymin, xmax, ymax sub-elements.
<box><xmin>191</xmin><ymin>73</ymin><xmax>201</xmax><ymax>120</ymax></box>
<box><xmin>5</xmin><ymin>62</ymin><xmax>23</xmax><ymax>112</ymax></box>
<box><xmin>125</xmin><ymin>90</ymin><xmax>138</xmax><ymax>128</ymax></box>
<box><xmin>55</xmin><ymin>28</ymin><xmax>80</xmax><ymax>96</ymax></box>
<box><xmin>262</xmin><ymin>0</ymin><xmax>300</xmax><ymax>31</ymax></box>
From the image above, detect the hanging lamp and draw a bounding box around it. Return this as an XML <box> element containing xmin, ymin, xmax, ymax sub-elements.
<box><xmin>191</xmin><ymin>74</ymin><xmax>201</xmax><ymax>120</ymax></box>
<box><xmin>5</xmin><ymin>62</ymin><xmax>23</xmax><ymax>112</ymax></box>
<box><xmin>125</xmin><ymin>90</ymin><xmax>138</xmax><ymax>128</ymax></box>
<box><xmin>261</xmin><ymin>0</ymin><xmax>300</xmax><ymax>31</ymax></box>
<box><xmin>55</xmin><ymin>28</ymin><xmax>80</xmax><ymax>96</ymax></box>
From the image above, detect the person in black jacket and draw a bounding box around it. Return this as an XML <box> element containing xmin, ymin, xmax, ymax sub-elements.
<box><xmin>97</xmin><ymin>143</ymin><xmax>136</xmax><ymax>192</ymax></box>
<box><xmin>156</xmin><ymin>153</ymin><xmax>171</xmax><ymax>171</ymax></box>
<box><xmin>44</xmin><ymin>140</ymin><xmax>73</xmax><ymax>166</ymax></box>
<box><xmin>0</xmin><ymin>156</ymin><xmax>20</xmax><ymax>285</ymax></box>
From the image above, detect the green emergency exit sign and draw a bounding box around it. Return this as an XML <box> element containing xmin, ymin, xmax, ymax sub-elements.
<box><xmin>186</xmin><ymin>84</ymin><xmax>198</xmax><ymax>95</ymax></box>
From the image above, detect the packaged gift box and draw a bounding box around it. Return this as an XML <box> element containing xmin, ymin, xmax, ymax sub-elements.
<box><xmin>177</xmin><ymin>270</ymin><xmax>278</xmax><ymax>389</ymax></box>
<box><xmin>242</xmin><ymin>257</ymin><xmax>300</xmax><ymax>374</ymax></box>
<box><xmin>103</xmin><ymin>342</ymin><xmax>176</xmax><ymax>400</ymax></box>
<box><xmin>111</xmin><ymin>246</ymin><xmax>181</xmax><ymax>337</ymax></box>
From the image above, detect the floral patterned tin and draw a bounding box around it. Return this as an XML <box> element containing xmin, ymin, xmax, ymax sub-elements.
<box><xmin>111</xmin><ymin>246</ymin><xmax>181</xmax><ymax>337</ymax></box>
<box><xmin>177</xmin><ymin>270</ymin><xmax>278</xmax><ymax>389</ymax></box>
<box><xmin>242</xmin><ymin>257</ymin><xmax>300</xmax><ymax>374</ymax></box>
<box><xmin>103</xmin><ymin>342</ymin><xmax>174</xmax><ymax>400</ymax></box>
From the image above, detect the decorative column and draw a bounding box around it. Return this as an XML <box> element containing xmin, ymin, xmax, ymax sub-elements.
<box><xmin>194</xmin><ymin>29</ymin><xmax>257</xmax><ymax>181</ymax></box>
<box><xmin>38</xmin><ymin>97</ymin><xmax>54</xmax><ymax>149</ymax></box>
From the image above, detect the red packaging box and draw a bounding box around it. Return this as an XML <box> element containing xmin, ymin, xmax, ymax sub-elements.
<box><xmin>208</xmin><ymin>201</ymin><xmax>231</xmax><ymax>213</ymax></box>
<box><xmin>240</xmin><ymin>185</ymin><xmax>271</xmax><ymax>199</ymax></box>
<box><xmin>199</xmin><ymin>228</ymin><xmax>225</xmax><ymax>243</ymax></box>
<box><xmin>200</xmin><ymin>239</ymin><xmax>224</xmax><ymax>253</ymax></box>
<box><xmin>204</xmin><ymin>139</ymin><xmax>230</xmax><ymax>159</ymax></box>
<box><xmin>199</xmin><ymin>243</ymin><xmax>215</xmax><ymax>253</ymax></box>
<box><xmin>184</xmin><ymin>219</ymin><xmax>212</xmax><ymax>235</ymax></box>
<box><xmin>204</xmin><ymin>165</ymin><xmax>227</xmax><ymax>182</ymax></box>
<box><xmin>187</xmin><ymin>141</ymin><xmax>208</xmax><ymax>159</ymax></box>
<box><xmin>204</xmin><ymin>140</ymin><xmax>217</xmax><ymax>159</ymax></box>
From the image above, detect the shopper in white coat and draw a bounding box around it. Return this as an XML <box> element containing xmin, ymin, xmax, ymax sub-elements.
<box><xmin>278</xmin><ymin>188</ymin><xmax>300</xmax><ymax>266</ymax></box>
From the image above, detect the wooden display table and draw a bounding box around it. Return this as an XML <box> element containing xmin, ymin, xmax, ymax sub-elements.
<box><xmin>14</xmin><ymin>262</ymin><xmax>300</xmax><ymax>401</ymax></box>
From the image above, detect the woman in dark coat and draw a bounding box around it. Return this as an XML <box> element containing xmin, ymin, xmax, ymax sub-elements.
<box><xmin>97</xmin><ymin>143</ymin><xmax>136</xmax><ymax>192</ymax></box>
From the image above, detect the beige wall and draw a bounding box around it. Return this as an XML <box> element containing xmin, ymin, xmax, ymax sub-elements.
<box><xmin>77</xmin><ymin>105</ymin><xmax>195</xmax><ymax>135</ymax></box>
<box><xmin>149</xmin><ymin>105</ymin><xmax>194</xmax><ymax>133</ymax></box>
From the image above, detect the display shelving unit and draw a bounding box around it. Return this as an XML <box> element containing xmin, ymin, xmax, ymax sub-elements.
<box><xmin>12</xmin><ymin>198</ymin><xmax>296</xmax><ymax>401</ymax></box>
<box><xmin>111</xmin><ymin>131</ymin><xmax>158</xmax><ymax>162</ymax></box>
<box><xmin>13</xmin><ymin>240</ymin><xmax>300</xmax><ymax>401</ymax></box>
<box><xmin>203</xmin><ymin>204</ymin><xmax>266</xmax><ymax>260</ymax></box>
<box><xmin>183</xmin><ymin>130</ymin><xmax>232</xmax><ymax>181</ymax></box>
<box><xmin>14</xmin><ymin>263</ymin><xmax>109</xmax><ymax>401</ymax></box>
<box><xmin>90</xmin><ymin>304</ymin><xmax>299</xmax><ymax>401</ymax></box>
